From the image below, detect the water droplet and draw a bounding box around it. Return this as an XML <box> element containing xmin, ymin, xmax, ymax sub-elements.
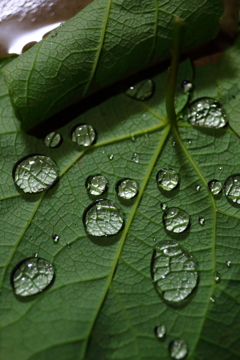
<box><xmin>83</xmin><ymin>199</ymin><xmax>124</xmax><ymax>237</ymax></box>
<box><xmin>131</xmin><ymin>153</ymin><xmax>139</xmax><ymax>163</ymax></box>
<box><xmin>152</xmin><ymin>240</ymin><xmax>198</xmax><ymax>302</ymax></box>
<box><xmin>196</xmin><ymin>185</ymin><xmax>201</xmax><ymax>191</ymax></box>
<box><xmin>181</xmin><ymin>80</ymin><xmax>193</xmax><ymax>94</ymax></box>
<box><xmin>208</xmin><ymin>180</ymin><xmax>222</xmax><ymax>195</ymax></box>
<box><xmin>125</xmin><ymin>79</ymin><xmax>154</xmax><ymax>101</ymax></box>
<box><xmin>153</xmin><ymin>237</ymin><xmax>156</xmax><ymax>242</ymax></box>
<box><xmin>86</xmin><ymin>175</ymin><xmax>108</xmax><ymax>196</ymax></box>
<box><xmin>160</xmin><ymin>203</ymin><xmax>167</xmax><ymax>210</ymax></box>
<box><xmin>51</xmin><ymin>31</ymin><xmax>57</xmax><ymax>38</ymax></box>
<box><xmin>215</xmin><ymin>272</ymin><xmax>221</xmax><ymax>283</ymax></box>
<box><xmin>71</xmin><ymin>124</ymin><xmax>96</xmax><ymax>146</ymax></box>
<box><xmin>224</xmin><ymin>174</ymin><xmax>240</xmax><ymax>204</ymax></box>
<box><xmin>172</xmin><ymin>141</ymin><xmax>176</xmax><ymax>147</ymax></box>
<box><xmin>11</xmin><ymin>257</ymin><xmax>54</xmax><ymax>297</ymax></box>
<box><xmin>116</xmin><ymin>179</ymin><xmax>138</xmax><ymax>199</ymax></box>
<box><xmin>210</xmin><ymin>296</ymin><xmax>215</xmax><ymax>303</ymax></box>
<box><xmin>60</xmin><ymin>22</ymin><xmax>65</xmax><ymax>27</ymax></box>
<box><xmin>44</xmin><ymin>132</ymin><xmax>62</xmax><ymax>148</ymax></box>
<box><xmin>67</xmin><ymin>242</ymin><xmax>71</xmax><ymax>248</ymax></box>
<box><xmin>52</xmin><ymin>234</ymin><xmax>60</xmax><ymax>244</ymax></box>
<box><xmin>169</xmin><ymin>339</ymin><xmax>188</xmax><ymax>360</ymax></box>
<box><xmin>219</xmin><ymin>167</ymin><xmax>222</xmax><ymax>171</ymax></box>
<box><xmin>154</xmin><ymin>325</ymin><xmax>166</xmax><ymax>339</ymax></box>
<box><xmin>188</xmin><ymin>139</ymin><xmax>192</xmax><ymax>144</ymax></box>
<box><xmin>156</xmin><ymin>169</ymin><xmax>179</xmax><ymax>191</ymax></box>
<box><xmin>226</xmin><ymin>260</ymin><xmax>231</xmax><ymax>268</ymax></box>
<box><xmin>187</xmin><ymin>97</ymin><xmax>227</xmax><ymax>128</ymax></box>
<box><xmin>34</xmin><ymin>253</ymin><xmax>38</xmax><ymax>258</ymax></box>
<box><xmin>30</xmin><ymin>236</ymin><xmax>33</xmax><ymax>241</ymax></box>
<box><xmin>131</xmin><ymin>135</ymin><xmax>136</xmax><ymax>142</ymax></box>
<box><xmin>13</xmin><ymin>155</ymin><xmax>58</xmax><ymax>194</ymax></box>
<box><xmin>109</xmin><ymin>154</ymin><xmax>114</xmax><ymax>160</ymax></box>
<box><xmin>163</xmin><ymin>207</ymin><xmax>190</xmax><ymax>233</ymax></box>
<box><xmin>198</xmin><ymin>217</ymin><xmax>205</xmax><ymax>226</ymax></box>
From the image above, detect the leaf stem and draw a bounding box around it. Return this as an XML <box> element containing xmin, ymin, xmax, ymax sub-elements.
<box><xmin>166</xmin><ymin>17</ymin><xmax>186</xmax><ymax>127</ymax></box>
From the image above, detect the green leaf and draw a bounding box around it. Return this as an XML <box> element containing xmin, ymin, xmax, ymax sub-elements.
<box><xmin>1</xmin><ymin>48</ymin><xmax>240</xmax><ymax>360</ymax></box>
<box><xmin>2</xmin><ymin>0</ymin><xmax>222</xmax><ymax>130</ymax></box>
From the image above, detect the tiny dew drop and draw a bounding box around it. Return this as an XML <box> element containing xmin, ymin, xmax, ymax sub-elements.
<box><xmin>210</xmin><ymin>296</ymin><xmax>215</xmax><ymax>303</ymax></box>
<box><xmin>188</xmin><ymin>139</ymin><xmax>192</xmax><ymax>144</ymax></box>
<box><xmin>83</xmin><ymin>199</ymin><xmax>124</xmax><ymax>237</ymax></box>
<box><xmin>109</xmin><ymin>154</ymin><xmax>114</xmax><ymax>160</ymax></box>
<box><xmin>219</xmin><ymin>166</ymin><xmax>223</xmax><ymax>171</ymax></box>
<box><xmin>116</xmin><ymin>179</ymin><xmax>138</xmax><ymax>199</ymax></box>
<box><xmin>131</xmin><ymin>153</ymin><xmax>139</xmax><ymax>163</ymax></box>
<box><xmin>154</xmin><ymin>325</ymin><xmax>166</xmax><ymax>339</ymax></box>
<box><xmin>34</xmin><ymin>253</ymin><xmax>38</xmax><ymax>258</ymax></box>
<box><xmin>13</xmin><ymin>155</ymin><xmax>58</xmax><ymax>194</ymax></box>
<box><xmin>181</xmin><ymin>80</ymin><xmax>193</xmax><ymax>94</ymax></box>
<box><xmin>153</xmin><ymin>237</ymin><xmax>156</xmax><ymax>242</ymax></box>
<box><xmin>196</xmin><ymin>185</ymin><xmax>201</xmax><ymax>191</ymax></box>
<box><xmin>51</xmin><ymin>31</ymin><xmax>57</xmax><ymax>38</ymax></box>
<box><xmin>11</xmin><ymin>257</ymin><xmax>54</xmax><ymax>297</ymax></box>
<box><xmin>163</xmin><ymin>207</ymin><xmax>190</xmax><ymax>233</ymax></box>
<box><xmin>131</xmin><ymin>135</ymin><xmax>136</xmax><ymax>142</ymax></box>
<box><xmin>151</xmin><ymin>240</ymin><xmax>198</xmax><ymax>302</ymax></box>
<box><xmin>71</xmin><ymin>124</ymin><xmax>96</xmax><ymax>146</ymax></box>
<box><xmin>215</xmin><ymin>272</ymin><xmax>221</xmax><ymax>283</ymax></box>
<box><xmin>224</xmin><ymin>174</ymin><xmax>240</xmax><ymax>204</ymax></box>
<box><xmin>86</xmin><ymin>175</ymin><xmax>108</xmax><ymax>196</ymax></box>
<box><xmin>226</xmin><ymin>260</ymin><xmax>231</xmax><ymax>268</ymax></box>
<box><xmin>198</xmin><ymin>217</ymin><xmax>205</xmax><ymax>226</ymax></box>
<box><xmin>208</xmin><ymin>179</ymin><xmax>222</xmax><ymax>195</ymax></box>
<box><xmin>172</xmin><ymin>141</ymin><xmax>176</xmax><ymax>147</ymax></box>
<box><xmin>169</xmin><ymin>339</ymin><xmax>188</xmax><ymax>360</ymax></box>
<box><xmin>156</xmin><ymin>169</ymin><xmax>179</xmax><ymax>191</ymax></box>
<box><xmin>125</xmin><ymin>79</ymin><xmax>154</xmax><ymax>101</ymax></box>
<box><xmin>160</xmin><ymin>203</ymin><xmax>167</xmax><ymax>211</ymax></box>
<box><xmin>187</xmin><ymin>97</ymin><xmax>227</xmax><ymax>128</ymax></box>
<box><xmin>52</xmin><ymin>234</ymin><xmax>60</xmax><ymax>244</ymax></box>
<box><xmin>44</xmin><ymin>132</ymin><xmax>62</xmax><ymax>148</ymax></box>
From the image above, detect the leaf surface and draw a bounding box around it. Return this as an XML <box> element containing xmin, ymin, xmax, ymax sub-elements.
<box><xmin>2</xmin><ymin>0</ymin><xmax>222</xmax><ymax>130</ymax></box>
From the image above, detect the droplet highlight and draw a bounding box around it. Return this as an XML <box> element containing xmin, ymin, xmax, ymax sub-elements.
<box><xmin>86</xmin><ymin>175</ymin><xmax>108</xmax><ymax>196</ymax></box>
<box><xmin>169</xmin><ymin>339</ymin><xmax>188</xmax><ymax>360</ymax></box>
<box><xmin>224</xmin><ymin>174</ymin><xmax>240</xmax><ymax>204</ymax></box>
<box><xmin>125</xmin><ymin>79</ymin><xmax>154</xmax><ymax>101</ymax></box>
<box><xmin>11</xmin><ymin>257</ymin><xmax>54</xmax><ymax>297</ymax></box>
<box><xmin>187</xmin><ymin>97</ymin><xmax>227</xmax><ymax>128</ymax></box>
<box><xmin>208</xmin><ymin>180</ymin><xmax>222</xmax><ymax>195</ymax></box>
<box><xmin>83</xmin><ymin>199</ymin><xmax>124</xmax><ymax>237</ymax></box>
<box><xmin>154</xmin><ymin>325</ymin><xmax>166</xmax><ymax>339</ymax></box>
<box><xmin>71</xmin><ymin>124</ymin><xmax>96</xmax><ymax>146</ymax></box>
<box><xmin>116</xmin><ymin>179</ymin><xmax>138</xmax><ymax>199</ymax></box>
<box><xmin>13</xmin><ymin>155</ymin><xmax>58</xmax><ymax>194</ymax></box>
<box><xmin>156</xmin><ymin>169</ymin><xmax>179</xmax><ymax>191</ymax></box>
<box><xmin>163</xmin><ymin>207</ymin><xmax>190</xmax><ymax>233</ymax></box>
<box><xmin>151</xmin><ymin>240</ymin><xmax>198</xmax><ymax>302</ymax></box>
<box><xmin>44</xmin><ymin>132</ymin><xmax>62</xmax><ymax>148</ymax></box>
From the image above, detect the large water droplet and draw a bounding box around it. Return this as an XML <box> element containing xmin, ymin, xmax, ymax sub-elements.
<box><xmin>156</xmin><ymin>169</ymin><xmax>179</xmax><ymax>191</ymax></box>
<box><xmin>86</xmin><ymin>175</ymin><xmax>108</xmax><ymax>196</ymax></box>
<box><xmin>11</xmin><ymin>257</ymin><xmax>54</xmax><ymax>297</ymax></box>
<box><xmin>44</xmin><ymin>132</ymin><xmax>62</xmax><ymax>148</ymax></box>
<box><xmin>151</xmin><ymin>240</ymin><xmax>198</xmax><ymax>302</ymax></box>
<box><xmin>125</xmin><ymin>79</ymin><xmax>154</xmax><ymax>101</ymax></box>
<box><xmin>131</xmin><ymin>153</ymin><xmax>139</xmax><ymax>163</ymax></box>
<box><xmin>116</xmin><ymin>179</ymin><xmax>138</xmax><ymax>199</ymax></box>
<box><xmin>224</xmin><ymin>175</ymin><xmax>240</xmax><ymax>204</ymax></box>
<box><xmin>169</xmin><ymin>339</ymin><xmax>188</xmax><ymax>360</ymax></box>
<box><xmin>208</xmin><ymin>179</ymin><xmax>222</xmax><ymax>195</ymax></box>
<box><xmin>13</xmin><ymin>155</ymin><xmax>58</xmax><ymax>193</ymax></box>
<box><xmin>83</xmin><ymin>199</ymin><xmax>124</xmax><ymax>237</ymax></box>
<box><xmin>163</xmin><ymin>208</ymin><xmax>190</xmax><ymax>233</ymax></box>
<box><xmin>187</xmin><ymin>97</ymin><xmax>227</xmax><ymax>128</ymax></box>
<box><xmin>52</xmin><ymin>234</ymin><xmax>60</xmax><ymax>244</ymax></box>
<box><xmin>71</xmin><ymin>124</ymin><xmax>96</xmax><ymax>146</ymax></box>
<box><xmin>154</xmin><ymin>325</ymin><xmax>166</xmax><ymax>339</ymax></box>
<box><xmin>181</xmin><ymin>80</ymin><xmax>193</xmax><ymax>94</ymax></box>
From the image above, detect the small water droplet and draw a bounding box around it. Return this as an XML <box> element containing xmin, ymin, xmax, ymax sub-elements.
<box><xmin>131</xmin><ymin>135</ymin><xmax>136</xmax><ymax>142</ymax></box>
<box><xmin>109</xmin><ymin>154</ymin><xmax>114</xmax><ymax>160</ymax></box>
<box><xmin>219</xmin><ymin>167</ymin><xmax>222</xmax><ymax>171</ymax></box>
<box><xmin>131</xmin><ymin>153</ymin><xmax>139</xmax><ymax>163</ymax></box>
<box><xmin>198</xmin><ymin>217</ymin><xmax>205</xmax><ymax>226</ymax></box>
<box><xmin>67</xmin><ymin>242</ymin><xmax>71</xmax><ymax>248</ymax></box>
<box><xmin>86</xmin><ymin>175</ymin><xmax>108</xmax><ymax>196</ymax></box>
<box><xmin>187</xmin><ymin>97</ymin><xmax>227</xmax><ymax>128</ymax></box>
<box><xmin>153</xmin><ymin>237</ymin><xmax>156</xmax><ymax>242</ymax></box>
<box><xmin>34</xmin><ymin>253</ymin><xmax>38</xmax><ymax>258</ymax></box>
<box><xmin>125</xmin><ymin>79</ymin><xmax>154</xmax><ymax>101</ymax></box>
<box><xmin>154</xmin><ymin>325</ymin><xmax>166</xmax><ymax>339</ymax></box>
<box><xmin>51</xmin><ymin>31</ymin><xmax>57</xmax><ymax>38</ymax></box>
<box><xmin>163</xmin><ymin>207</ymin><xmax>190</xmax><ymax>233</ymax></box>
<box><xmin>44</xmin><ymin>132</ymin><xmax>62</xmax><ymax>148</ymax></box>
<box><xmin>11</xmin><ymin>257</ymin><xmax>54</xmax><ymax>297</ymax></box>
<box><xmin>196</xmin><ymin>185</ymin><xmax>201</xmax><ymax>191</ymax></box>
<box><xmin>152</xmin><ymin>240</ymin><xmax>198</xmax><ymax>302</ymax></box>
<box><xmin>188</xmin><ymin>139</ymin><xmax>192</xmax><ymax>144</ymax></box>
<box><xmin>172</xmin><ymin>141</ymin><xmax>176</xmax><ymax>147</ymax></box>
<box><xmin>83</xmin><ymin>199</ymin><xmax>124</xmax><ymax>237</ymax></box>
<box><xmin>224</xmin><ymin>174</ymin><xmax>240</xmax><ymax>204</ymax></box>
<box><xmin>181</xmin><ymin>80</ymin><xmax>193</xmax><ymax>94</ymax></box>
<box><xmin>102</xmin><ymin>150</ymin><xmax>106</xmax><ymax>155</ymax></box>
<box><xmin>169</xmin><ymin>339</ymin><xmax>188</xmax><ymax>360</ymax></box>
<box><xmin>215</xmin><ymin>272</ymin><xmax>221</xmax><ymax>283</ymax></box>
<box><xmin>52</xmin><ymin>234</ymin><xmax>60</xmax><ymax>244</ymax></box>
<box><xmin>116</xmin><ymin>179</ymin><xmax>138</xmax><ymax>199</ymax></box>
<box><xmin>71</xmin><ymin>124</ymin><xmax>96</xmax><ymax>146</ymax></box>
<box><xmin>156</xmin><ymin>169</ymin><xmax>179</xmax><ymax>191</ymax></box>
<box><xmin>30</xmin><ymin>236</ymin><xmax>33</xmax><ymax>241</ymax></box>
<box><xmin>210</xmin><ymin>296</ymin><xmax>215</xmax><ymax>303</ymax></box>
<box><xmin>60</xmin><ymin>21</ymin><xmax>65</xmax><ymax>27</ymax></box>
<box><xmin>160</xmin><ymin>203</ymin><xmax>167</xmax><ymax>211</ymax></box>
<box><xmin>13</xmin><ymin>155</ymin><xmax>58</xmax><ymax>193</ymax></box>
<box><xmin>208</xmin><ymin>180</ymin><xmax>222</xmax><ymax>195</ymax></box>
<box><xmin>226</xmin><ymin>260</ymin><xmax>231</xmax><ymax>268</ymax></box>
